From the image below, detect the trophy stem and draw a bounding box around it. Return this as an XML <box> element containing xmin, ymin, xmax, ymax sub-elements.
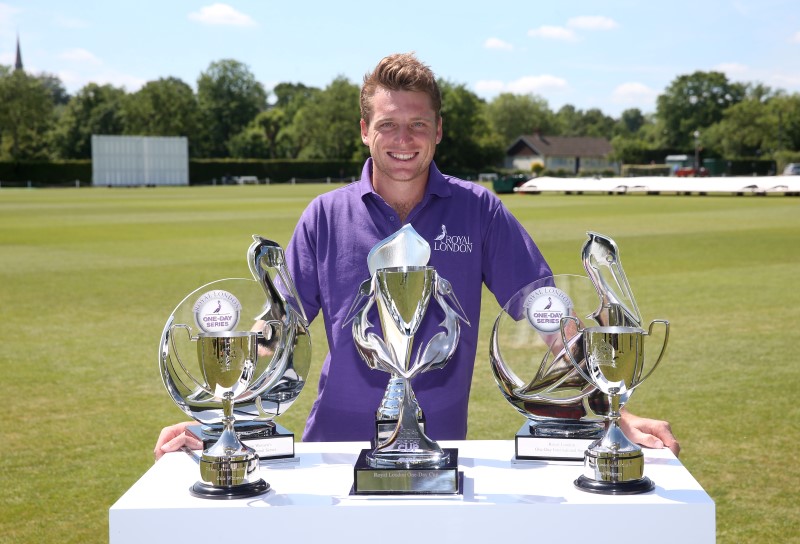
<box><xmin>367</xmin><ymin>379</ymin><xmax>448</xmax><ymax>469</ymax></box>
<box><xmin>375</xmin><ymin>375</ymin><xmax>423</xmax><ymax>444</ymax></box>
<box><xmin>607</xmin><ymin>387</ymin><xmax>621</xmax><ymax>421</ymax></box>
<box><xmin>222</xmin><ymin>391</ymin><xmax>234</xmax><ymax>422</ymax></box>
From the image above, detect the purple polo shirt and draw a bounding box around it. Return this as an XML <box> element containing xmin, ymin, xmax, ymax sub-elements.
<box><xmin>286</xmin><ymin>159</ymin><xmax>551</xmax><ymax>441</ymax></box>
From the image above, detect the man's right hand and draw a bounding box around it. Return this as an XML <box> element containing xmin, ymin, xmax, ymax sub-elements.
<box><xmin>153</xmin><ymin>421</ymin><xmax>202</xmax><ymax>461</ymax></box>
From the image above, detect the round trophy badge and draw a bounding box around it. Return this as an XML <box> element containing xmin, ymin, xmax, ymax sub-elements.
<box><xmin>524</xmin><ymin>286</ymin><xmax>574</xmax><ymax>333</ymax></box>
<box><xmin>192</xmin><ymin>289</ymin><xmax>242</xmax><ymax>332</ymax></box>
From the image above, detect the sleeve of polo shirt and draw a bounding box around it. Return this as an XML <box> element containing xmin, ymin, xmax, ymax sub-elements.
<box><xmin>482</xmin><ymin>201</ymin><xmax>552</xmax><ymax>309</ymax></box>
<box><xmin>285</xmin><ymin>203</ymin><xmax>322</xmax><ymax>324</ymax></box>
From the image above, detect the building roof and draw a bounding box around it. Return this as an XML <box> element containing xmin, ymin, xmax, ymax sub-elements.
<box><xmin>508</xmin><ymin>134</ymin><xmax>613</xmax><ymax>158</ymax></box>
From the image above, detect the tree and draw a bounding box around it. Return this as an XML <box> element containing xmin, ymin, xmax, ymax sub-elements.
<box><xmin>553</xmin><ymin>105</ymin><xmax>615</xmax><ymax>137</ymax></box>
<box><xmin>196</xmin><ymin>59</ymin><xmax>267</xmax><ymax>157</ymax></box>
<box><xmin>771</xmin><ymin>93</ymin><xmax>800</xmax><ymax>153</ymax></box>
<box><xmin>0</xmin><ymin>70</ymin><xmax>56</xmax><ymax>160</ymax></box>
<box><xmin>227</xmin><ymin>124</ymin><xmax>270</xmax><ymax>158</ymax></box>
<box><xmin>703</xmin><ymin>90</ymin><xmax>800</xmax><ymax>158</ymax></box>
<box><xmin>260</xmin><ymin>83</ymin><xmax>321</xmax><ymax>159</ymax></box>
<box><xmin>36</xmin><ymin>72</ymin><xmax>70</xmax><ymax>106</ymax></box>
<box><xmin>51</xmin><ymin>83</ymin><xmax>127</xmax><ymax>159</ymax></box>
<box><xmin>228</xmin><ymin>109</ymin><xmax>279</xmax><ymax>159</ymax></box>
<box><xmin>485</xmin><ymin>93</ymin><xmax>555</xmax><ymax>145</ymax></box>
<box><xmin>285</xmin><ymin>76</ymin><xmax>361</xmax><ymax>160</ymax></box>
<box><xmin>703</xmin><ymin>97</ymin><xmax>772</xmax><ymax>157</ymax></box>
<box><xmin>579</xmin><ymin>108</ymin><xmax>616</xmax><ymax>137</ymax></box>
<box><xmin>436</xmin><ymin>80</ymin><xmax>504</xmax><ymax>173</ymax></box>
<box><xmin>272</xmin><ymin>82</ymin><xmax>317</xmax><ymax>117</ymax></box>
<box><xmin>656</xmin><ymin>71</ymin><xmax>746</xmax><ymax>149</ymax></box>
<box><xmin>123</xmin><ymin>77</ymin><xmax>199</xmax><ymax>143</ymax></box>
<box><xmin>615</xmin><ymin>108</ymin><xmax>646</xmax><ymax>136</ymax></box>
<box><xmin>553</xmin><ymin>104</ymin><xmax>581</xmax><ymax>136</ymax></box>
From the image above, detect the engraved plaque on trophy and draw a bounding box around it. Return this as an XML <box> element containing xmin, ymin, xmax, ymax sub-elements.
<box><xmin>158</xmin><ymin>235</ymin><xmax>311</xmax><ymax>498</ymax></box>
<box><xmin>345</xmin><ymin>225</ymin><xmax>468</xmax><ymax>494</ymax></box>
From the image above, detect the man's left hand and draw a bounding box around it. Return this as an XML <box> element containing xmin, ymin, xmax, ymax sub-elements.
<box><xmin>620</xmin><ymin>409</ymin><xmax>681</xmax><ymax>457</ymax></box>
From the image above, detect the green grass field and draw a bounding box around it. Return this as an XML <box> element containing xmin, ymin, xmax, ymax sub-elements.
<box><xmin>1</xmin><ymin>184</ymin><xmax>798</xmax><ymax>543</ymax></box>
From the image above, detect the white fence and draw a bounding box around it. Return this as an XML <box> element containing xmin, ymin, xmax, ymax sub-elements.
<box><xmin>91</xmin><ymin>135</ymin><xmax>189</xmax><ymax>187</ymax></box>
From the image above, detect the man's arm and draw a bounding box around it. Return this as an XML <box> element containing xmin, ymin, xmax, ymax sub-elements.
<box><xmin>620</xmin><ymin>408</ymin><xmax>681</xmax><ymax>457</ymax></box>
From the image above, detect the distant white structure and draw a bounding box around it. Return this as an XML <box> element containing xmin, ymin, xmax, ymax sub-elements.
<box><xmin>514</xmin><ymin>175</ymin><xmax>800</xmax><ymax>196</ymax></box>
<box><xmin>91</xmin><ymin>135</ymin><xmax>189</xmax><ymax>186</ymax></box>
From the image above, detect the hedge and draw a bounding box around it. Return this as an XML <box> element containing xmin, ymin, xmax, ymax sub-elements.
<box><xmin>0</xmin><ymin>160</ymin><xmax>92</xmax><ymax>186</ymax></box>
<box><xmin>622</xmin><ymin>164</ymin><xmax>672</xmax><ymax>177</ymax></box>
<box><xmin>0</xmin><ymin>159</ymin><xmax>364</xmax><ymax>187</ymax></box>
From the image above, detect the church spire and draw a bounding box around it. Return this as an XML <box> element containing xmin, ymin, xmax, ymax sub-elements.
<box><xmin>14</xmin><ymin>34</ymin><xmax>24</xmax><ymax>72</ymax></box>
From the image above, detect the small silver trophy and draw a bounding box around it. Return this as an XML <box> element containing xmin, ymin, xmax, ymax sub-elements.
<box><xmin>346</xmin><ymin>225</ymin><xmax>468</xmax><ymax>494</ymax></box>
<box><xmin>558</xmin><ymin>231</ymin><xmax>670</xmax><ymax>494</ymax></box>
<box><xmin>559</xmin><ymin>321</ymin><xmax>668</xmax><ymax>494</ymax></box>
<box><xmin>158</xmin><ymin>235</ymin><xmax>311</xmax><ymax>499</ymax></box>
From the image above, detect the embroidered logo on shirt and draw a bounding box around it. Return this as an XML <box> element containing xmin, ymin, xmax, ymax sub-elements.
<box><xmin>432</xmin><ymin>224</ymin><xmax>473</xmax><ymax>253</ymax></box>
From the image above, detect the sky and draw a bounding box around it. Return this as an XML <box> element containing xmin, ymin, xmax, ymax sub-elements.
<box><xmin>1</xmin><ymin>1</ymin><xmax>799</xmax><ymax>118</ymax></box>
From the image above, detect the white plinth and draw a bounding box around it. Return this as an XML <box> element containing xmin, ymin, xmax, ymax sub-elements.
<box><xmin>110</xmin><ymin>440</ymin><xmax>714</xmax><ymax>543</ymax></box>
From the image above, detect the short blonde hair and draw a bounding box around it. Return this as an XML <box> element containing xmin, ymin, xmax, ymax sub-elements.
<box><xmin>360</xmin><ymin>52</ymin><xmax>441</xmax><ymax>124</ymax></box>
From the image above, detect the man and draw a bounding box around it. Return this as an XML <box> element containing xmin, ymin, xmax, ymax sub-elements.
<box><xmin>155</xmin><ymin>53</ymin><xmax>679</xmax><ymax>459</ymax></box>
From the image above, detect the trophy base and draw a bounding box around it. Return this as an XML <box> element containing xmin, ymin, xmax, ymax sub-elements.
<box><xmin>574</xmin><ymin>474</ymin><xmax>655</xmax><ymax>495</ymax></box>
<box><xmin>187</xmin><ymin>423</ymin><xmax>296</xmax><ymax>460</ymax></box>
<box><xmin>575</xmin><ymin>447</ymin><xmax>655</xmax><ymax>495</ymax></box>
<box><xmin>189</xmin><ymin>478</ymin><xmax>270</xmax><ymax>500</ymax></box>
<box><xmin>352</xmin><ymin>448</ymin><xmax>462</xmax><ymax>495</ymax></box>
<box><xmin>514</xmin><ymin>422</ymin><xmax>603</xmax><ymax>461</ymax></box>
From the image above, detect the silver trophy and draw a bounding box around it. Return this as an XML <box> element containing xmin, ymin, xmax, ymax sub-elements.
<box><xmin>159</xmin><ymin>235</ymin><xmax>311</xmax><ymax>499</ymax></box>
<box><xmin>490</xmin><ymin>274</ymin><xmax>606</xmax><ymax>460</ymax></box>
<box><xmin>491</xmin><ymin>232</ymin><xmax>668</xmax><ymax>464</ymax></box>
<box><xmin>560</xmin><ymin>321</ymin><xmax>668</xmax><ymax>494</ymax></box>
<box><xmin>346</xmin><ymin>225</ymin><xmax>468</xmax><ymax>494</ymax></box>
<box><xmin>557</xmin><ymin>231</ymin><xmax>670</xmax><ymax>494</ymax></box>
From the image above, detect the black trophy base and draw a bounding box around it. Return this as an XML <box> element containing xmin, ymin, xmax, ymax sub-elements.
<box><xmin>514</xmin><ymin>422</ymin><xmax>602</xmax><ymax>461</ymax></box>
<box><xmin>352</xmin><ymin>448</ymin><xmax>462</xmax><ymax>495</ymax></box>
<box><xmin>574</xmin><ymin>474</ymin><xmax>655</xmax><ymax>495</ymax></box>
<box><xmin>187</xmin><ymin>423</ymin><xmax>295</xmax><ymax>460</ymax></box>
<box><xmin>189</xmin><ymin>478</ymin><xmax>270</xmax><ymax>500</ymax></box>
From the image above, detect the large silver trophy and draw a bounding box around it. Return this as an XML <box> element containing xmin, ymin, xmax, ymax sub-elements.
<box><xmin>346</xmin><ymin>225</ymin><xmax>468</xmax><ymax>494</ymax></box>
<box><xmin>490</xmin><ymin>274</ymin><xmax>606</xmax><ymax>460</ymax></box>
<box><xmin>558</xmin><ymin>231</ymin><xmax>669</xmax><ymax>494</ymax></box>
<box><xmin>158</xmin><ymin>235</ymin><xmax>311</xmax><ymax>499</ymax></box>
<box><xmin>490</xmin><ymin>232</ymin><xmax>668</xmax><ymax>466</ymax></box>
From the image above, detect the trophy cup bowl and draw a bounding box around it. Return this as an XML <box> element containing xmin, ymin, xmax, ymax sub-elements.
<box><xmin>161</xmin><ymin>280</ymin><xmax>310</xmax><ymax>439</ymax></box>
<box><xmin>560</xmin><ymin>317</ymin><xmax>669</xmax><ymax>494</ymax></box>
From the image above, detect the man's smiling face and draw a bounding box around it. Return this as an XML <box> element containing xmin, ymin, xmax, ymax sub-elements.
<box><xmin>360</xmin><ymin>86</ymin><xmax>442</xmax><ymax>188</ymax></box>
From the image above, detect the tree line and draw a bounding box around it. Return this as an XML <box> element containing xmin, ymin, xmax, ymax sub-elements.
<box><xmin>2</xmin><ymin>59</ymin><xmax>800</xmax><ymax>172</ymax></box>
